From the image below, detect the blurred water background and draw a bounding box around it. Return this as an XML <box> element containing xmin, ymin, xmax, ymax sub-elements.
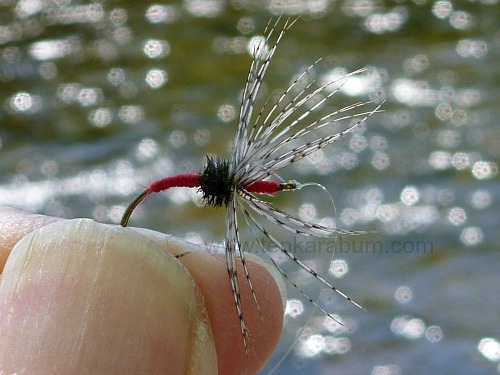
<box><xmin>1</xmin><ymin>0</ymin><xmax>499</xmax><ymax>374</ymax></box>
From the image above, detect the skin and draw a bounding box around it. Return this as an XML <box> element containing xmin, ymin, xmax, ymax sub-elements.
<box><xmin>0</xmin><ymin>207</ymin><xmax>285</xmax><ymax>374</ymax></box>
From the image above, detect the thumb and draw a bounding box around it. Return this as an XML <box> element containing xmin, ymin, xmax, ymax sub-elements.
<box><xmin>0</xmin><ymin>218</ymin><xmax>216</xmax><ymax>374</ymax></box>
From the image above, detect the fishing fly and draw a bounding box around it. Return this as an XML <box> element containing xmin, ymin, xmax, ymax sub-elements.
<box><xmin>121</xmin><ymin>18</ymin><xmax>382</xmax><ymax>352</ymax></box>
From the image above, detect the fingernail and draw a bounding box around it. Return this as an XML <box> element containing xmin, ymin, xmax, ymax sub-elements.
<box><xmin>131</xmin><ymin>226</ymin><xmax>288</xmax><ymax>312</ymax></box>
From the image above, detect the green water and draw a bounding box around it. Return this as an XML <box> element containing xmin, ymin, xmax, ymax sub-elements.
<box><xmin>1</xmin><ymin>1</ymin><xmax>499</xmax><ymax>374</ymax></box>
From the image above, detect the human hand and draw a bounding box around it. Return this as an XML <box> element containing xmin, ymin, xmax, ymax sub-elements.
<box><xmin>0</xmin><ymin>207</ymin><xmax>285</xmax><ymax>374</ymax></box>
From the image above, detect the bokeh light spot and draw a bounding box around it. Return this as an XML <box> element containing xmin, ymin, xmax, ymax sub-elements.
<box><xmin>395</xmin><ymin>285</ymin><xmax>413</xmax><ymax>304</ymax></box>
<box><xmin>426</xmin><ymin>326</ymin><xmax>443</xmax><ymax>343</ymax></box>
<box><xmin>135</xmin><ymin>138</ymin><xmax>159</xmax><ymax>161</ymax></box>
<box><xmin>460</xmin><ymin>226</ymin><xmax>483</xmax><ymax>246</ymax></box>
<box><xmin>194</xmin><ymin>129</ymin><xmax>211</xmax><ymax>146</ymax></box>
<box><xmin>145</xmin><ymin>4</ymin><xmax>177</xmax><ymax>24</ymax></box>
<box><xmin>448</xmin><ymin>207</ymin><xmax>467</xmax><ymax>225</ymax></box>
<box><xmin>217</xmin><ymin>104</ymin><xmax>236</xmax><ymax>123</ymax></box>
<box><xmin>469</xmin><ymin>190</ymin><xmax>492</xmax><ymax>209</ymax></box>
<box><xmin>145</xmin><ymin>69</ymin><xmax>168</xmax><ymax>89</ymax></box>
<box><xmin>371</xmin><ymin>152</ymin><xmax>390</xmax><ymax>170</ymax></box>
<box><xmin>478</xmin><ymin>338</ymin><xmax>500</xmax><ymax>362</ymax></box>
<box><xmin>9</xmin><ymin>92</ymin><xmax>33</xmax><ymax>112</ymax></box>
<box><xmin>472</xmin><ymin>161</ymin><xmax>497</xmax><ymax>180</ymax></box>
<box><xmin>285</xmin><ymin>299</ymin><xmax>304</xmax><ymax>318</ymax></box>
<box><xmin>143</xmin><ymin>39</ymin><xmax>170</xmax><ymax>58</ymax></box>
<box><xmin>184</xmin><ymin>0</ymin><xmax>224</xmax><ymax>18</ymax></box>
<box><xmin>169</xmin><ymin>130</ymin><xmax>187</xmax><ymax>148</ymax></box>
<box><xmin>450</xmin><ymin>11</ymin><xmax>472</xmax><ymax>30</ymax></box>
<box><xmin>329</xmin><ymin>259</ymin><xmax>349</xmax><ymax>278</ymax></box>
<box><xmin>432</xmin><ymin>1</ymin><xmax>453</xmax><ymax>19</ymax></box>
<box><xmin>118</xmin><ymin>105</ymin><xmax>143</xmax><ymax>124</ymax></box>
<box><xmin>400</xmin><ymin>186</ymin><xmax>419</xmax><ymax>206</ymax></box>
<box><xmin>89</xmin><ymin>107</ymin><xmax>112</xmax><ymax>128</ymax></box>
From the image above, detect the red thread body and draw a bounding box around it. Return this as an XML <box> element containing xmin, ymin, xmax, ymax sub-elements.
<box><xmin>246</xmin><ymin>180</ymin><xmax>279</xmax><ymax>194</ymax></box>
<box><xmin>149</xmin><ymin>173</ymin><xmax>201</xmax><ymax>193</ymax></box>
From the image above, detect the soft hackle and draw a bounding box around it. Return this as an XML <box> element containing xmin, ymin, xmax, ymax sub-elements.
<box><xmin>121</xmin><ymin>16</ymin><xmax>382</xmax><ymax>354</ymax></box>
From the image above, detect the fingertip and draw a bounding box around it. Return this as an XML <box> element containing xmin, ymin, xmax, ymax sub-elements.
<box><xmin>139</xmin><ymin>234</ymin><xmax>284</xmax><ymax>374</ymax></box>
<box><xmin>183</xmin><ymin>252</ymin><xmax>284</xmax><ymax>375</ymax></box>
